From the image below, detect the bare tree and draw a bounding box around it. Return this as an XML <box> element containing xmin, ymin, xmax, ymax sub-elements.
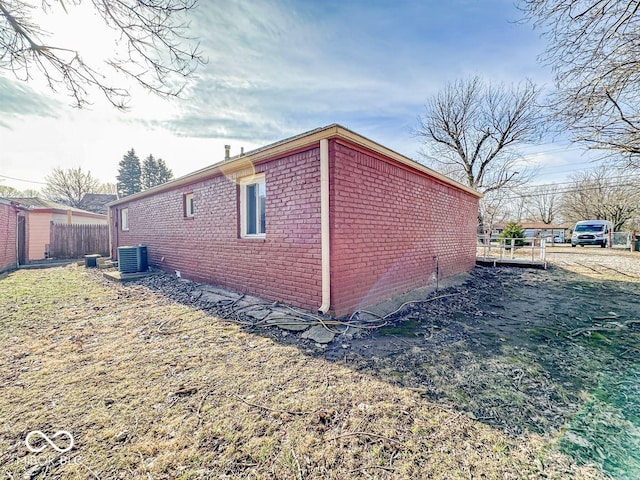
<box><xmin>95</xmin><ymin>182</ymin><xmax>117</xmax><ymax>194</ymax></box>
<box><xmin>478</xmin><ymin>189</ymin><xmax>514</xmax><ymax>234</ymax></box>
<box><xmin>0</xmin><ymin>0</ymin><xmax>205</xmax><ymax>108</ymax></box>
<box><xmin>522</xmin><ymin>0</ymin><xmax>640</xmax><ymax>166</ymax></box>
<box><xmin>0</xmin><ymin>184</ymin><xmax>40</xmax><ymax>197</ymax></box>
<box><xmin>18</xmin><ymin>188</ymin><xmax>40</xmax><ymax>197</ymax></box>
<box><xmin>416</xmin><ymin>76</ymin><xmax>544</xmax><ymax>195</ymax></box>
<box><xmin>43</xmin><ymin>167</ymin><xmax>102</xmax><ymax>207</ymax></box>
<box><xmin>0</xmin><ymin>184</ymin><xmax>20</xmax><ymax>197</ymax></box>
<box><xmin>561</xmin><ymin>166</ymin><xmax>640</xmax><ymax>230</ymax></box>
<box><xmin>525</xmin><ymin>184</ymin><xmax>560</xmax><ymax>224</ymax></box>
<box><xmin>500</xmin><ymin>194</ymin><xmax>527</xmax><ymax>225</ymax></box>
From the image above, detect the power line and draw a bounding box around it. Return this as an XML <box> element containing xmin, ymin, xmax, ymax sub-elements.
<box><xmin>522</xmin><ymin>144</ymin><xmax>582</xmax><ymax>158</ymax></box>
<box><xmin>498</xmin><ymin>180</ymin><xmax>640</xmax><ymax>201</ymax></box>
<box><xmin>0</xmin><ymin>174</ymin><xmax>47</xmax><ymax>185</ymax></box>
<box><xmin>523</xmin><ymin>157</ymin><xmax>613</xmax><ymax>180</ymax></box>
<box><xmin>494</xmin><ymin>171</ymin><xmax>640</xmax><ymax>193</ymax></box>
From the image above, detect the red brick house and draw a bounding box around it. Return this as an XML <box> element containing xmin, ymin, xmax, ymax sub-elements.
<box><xmin>0</xmin><ymin>198</ymin><xmax>28</xmax><ymax>273</ymax></box>
<box><xmin>108</xmin><ymin>125</ymin><xmax>481</xmax><ymax>316</ymax></box>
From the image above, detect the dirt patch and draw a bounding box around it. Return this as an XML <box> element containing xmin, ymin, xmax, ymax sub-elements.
<box><xmin>314</xmin><ymin>252</ymin><xmax>640</xmax><ymax>480</ymax></box>
<box><xmin>0</xmin><ymin>265</ymin><xmax>608</xmax><ymax>479</ymax></box>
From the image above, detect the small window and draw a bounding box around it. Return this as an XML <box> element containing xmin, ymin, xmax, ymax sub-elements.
<box><xmin>184</xmin><ymin>193</ymin><xmax>195</xmax><ymax>217</ymax></box>
<box><xmin>240</xmin><ymin>174</ymin><xmax>266</xmax><ymax>238</ymax></box>
<box><xmin>121</xmin><ymin>208</ymin><xmax>129</xmax><ymax>231</ymax></box>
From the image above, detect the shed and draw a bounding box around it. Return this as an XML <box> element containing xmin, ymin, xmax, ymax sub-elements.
<box><xmin>108</xmin><ymin>125</ymin><xmax>481</xmax><ymax>316</ymax></box>
<box><xmin>7</xmin><ymin>198</ymin><xmax>108</xmax><ymax>261</ymax></box>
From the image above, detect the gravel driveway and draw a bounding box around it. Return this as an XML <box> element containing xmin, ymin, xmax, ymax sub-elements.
<box><xmin>546</xmin><ymin>245</ymin><xmax>640</xmax><ymax>279</ymax></box>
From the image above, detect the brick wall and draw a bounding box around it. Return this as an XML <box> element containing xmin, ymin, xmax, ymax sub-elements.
<box><xmin>329</xmin><ymin>139</ymin><xmax>479</xmax><ymax>316</ymax></box>
<box><xmin>0</xmin><ymin>202</ymin><xmax>18</xmax><ymax>273</ymax></box>
<box><xmin>112</xmin><ymin>148</ymin><xmax>323</xmax><ymax>311</ymax></box>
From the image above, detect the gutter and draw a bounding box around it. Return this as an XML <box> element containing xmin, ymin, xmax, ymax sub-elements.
<box><xmin>318</xmin><ymin>139</ymin><xmax>331</xmax><ymax>314</ymax></box>
<box><xmin>107</xmin><ymin>124</ymin><xmax>481</xmax><ymax>208</ymax></box>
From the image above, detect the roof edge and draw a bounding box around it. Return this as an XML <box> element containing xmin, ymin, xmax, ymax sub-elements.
<box><xmin>0</xmin><ymin>197</ymin><xmax>29</xmax><ymax>210</ymax></box>
<box><xmin>332</xmin><ymin>125</ymin><xmax>482</xmax><ymax>198</ymax></box>
<box><xmin>36</xmin><ymin>208</ymin><xmax>107</xmax><ymax>218</ymax></box>
<box><xmin>108</xmin><ymin>124</ymin><xmax>481</xmax><ymax>207</ymax></box>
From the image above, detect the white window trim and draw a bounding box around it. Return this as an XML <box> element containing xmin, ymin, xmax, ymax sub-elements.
<box><xmin>185</xmin><ymin>193</ymin><xmax>195</xmax><ymax>217</ymax></box>
<box><xmin>239</xmin><ymin>173</ymin><xmax>266</xmax><ymax>238</ymax></box>
<box><xmin>121</xmin><ymin>208</ymin><xmax>129</xmax><ymax>231</ymax></box>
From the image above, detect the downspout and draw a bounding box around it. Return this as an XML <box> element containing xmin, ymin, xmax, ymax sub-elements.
<box><xmin>113</xmin><ymin>208</ymin><xmax>119</xmax><ymax>260</ymax></box>
<box><xmin>107</xmin><ymin>208</ymin><xmax>113</xmax><ymax>260</ymax></box>
<box><xmin>15</xmin><ymin>209</ymin><xmax>20</xmax><ymax>268</ymax></box>
<box><xmin>318</xmin><ymin>138</ymin><xmax>331</xmax><ymax>314</ymax></box>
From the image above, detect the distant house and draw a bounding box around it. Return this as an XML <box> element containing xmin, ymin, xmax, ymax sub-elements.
<box><xmin>108</xmin><ymin>124</ymin><xmax>481</xmax><ymax>316</ymax></box>
<box><xmin>0</xmin><ymin>198</ymin><xmax>28</xmax><ymax>272</ymax></box>
<box><xmin>492</xmin><ymin>222</ymin><xmax>571</xmax><ymax>242</ymax></box>
<box><xmin>80</xmin><ymin>193</ymin><xmax>118</xmax><ymax>214</ymax></box>
<box><xmin>7</xmin><ymin>198</ymin><xmax>108</xmax><ymax>261</ymax></box>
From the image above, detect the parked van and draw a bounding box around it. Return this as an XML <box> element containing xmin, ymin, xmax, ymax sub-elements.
<box><xmin>571</xmin><ymin>220</ymin><xmax>613</xmax><ymax>248</ymax></box>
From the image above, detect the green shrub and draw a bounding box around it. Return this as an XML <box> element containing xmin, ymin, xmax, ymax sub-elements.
<box><xmin>500</xmin><ymin>222</ymin><xmax>525</xmax><ymax>247</ymax></box>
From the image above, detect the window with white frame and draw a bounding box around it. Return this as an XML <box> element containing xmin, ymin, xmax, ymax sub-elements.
<box><xmin>240</xmin><ymin>174</ymin><xmax>266</xmax><ymax>237</ymax></box>
<box><xmin>184</xmin><ymin>193</ymin><xmax>195</xmax><ymax>217</ymax></box>
<box><xmin>121</xmin><ymin>208</ymin><xmax>129</xmax><ymax>231</ymax></box>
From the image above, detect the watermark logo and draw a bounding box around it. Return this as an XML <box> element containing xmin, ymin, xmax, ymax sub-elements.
<box><xmin>25</xmin><ymin>430</ymin><xmax>74</xmax><ymax>453</ymax></box>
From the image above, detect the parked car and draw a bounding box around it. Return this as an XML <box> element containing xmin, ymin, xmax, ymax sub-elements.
<box><xmin>571</xmin><ymin>220</ymin><xmax>613</xmax><ymax>248</ymax></box>
<box><xmin>543</xmin><ymin>234</ymin><xmax>564</xmax><ymax>243</ymax></box>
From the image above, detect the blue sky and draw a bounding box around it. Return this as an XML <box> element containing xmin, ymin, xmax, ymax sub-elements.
<box><xmin>0</xmin><ymin>0</ymin><xmax>601</xmax><ymax>191</ymax></box>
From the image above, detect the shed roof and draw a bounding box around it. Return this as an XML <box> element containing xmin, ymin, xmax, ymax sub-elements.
<box><xmin>108</xmin><ymin>124</ymin><xmax>482</xmax><ymax>207</ymax></box>
<box><xmin>0</xmin><ymin>197</ymin><xmax>27</xmax><ymax>209</ymax></box>
<box><xmin>7</xmin><ymin>197</ymin><xmax>107</xmax><ymax>218</ymax></box>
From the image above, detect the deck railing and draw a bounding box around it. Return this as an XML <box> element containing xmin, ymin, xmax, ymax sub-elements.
<box><xmin>476</xmin><ymin>236</ymin><xmax>547</xmax><ymax>263</ymax></box>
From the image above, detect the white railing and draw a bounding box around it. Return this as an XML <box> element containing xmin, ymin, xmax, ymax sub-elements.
<box><xmin>611</xmin><ymin>231</ymin><xmax>632</xmax><ymax>250</ymax></box>
<box><xmin>477</xmin><ymin>236</ymin><xmax>547</xmax><ymax>263</ymax></box>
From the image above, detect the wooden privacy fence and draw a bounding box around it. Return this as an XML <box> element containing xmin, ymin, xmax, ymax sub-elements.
<box><xmin>49</xmin><ymin>222</ymin><xmax>109</xmax><ymax>259</ymax></box>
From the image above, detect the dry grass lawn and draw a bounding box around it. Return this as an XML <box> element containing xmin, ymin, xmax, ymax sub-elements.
<box><xmin>0</xmin><ymin>266</ymin><xmax>604</xmax><ymax>479</ymax></box>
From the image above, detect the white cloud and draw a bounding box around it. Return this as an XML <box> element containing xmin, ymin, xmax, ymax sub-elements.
<box><xmin>0</xmin><ymin>0</ymin><xmax>569</xmax><ymax>190</ymax></box>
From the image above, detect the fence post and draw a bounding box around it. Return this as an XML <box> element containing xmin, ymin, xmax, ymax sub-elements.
<box><xmin>531</xmin><ymin>238</ymin><xmax>535</xmax><ymax>262</ymax></box>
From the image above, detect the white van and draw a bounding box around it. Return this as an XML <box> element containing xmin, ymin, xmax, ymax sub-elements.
<box><xmin>571</xmin><ymin>220</ymin><xmax>613</xmax><ymax>248</ymax></box>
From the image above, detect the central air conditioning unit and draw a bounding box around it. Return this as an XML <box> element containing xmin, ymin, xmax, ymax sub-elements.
<box><xmin>118</xmin><ymin>245</ymin><xmax>148</xmax><ymax>274</ymax></box>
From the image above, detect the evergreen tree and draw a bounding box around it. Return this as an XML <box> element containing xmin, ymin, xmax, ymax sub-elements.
<box><xmin>140</xmin><ymin>155</ymin><xmax>173</xmax><ymax>190</ymax></box>
<box><xmin>141</xmin><ymin>154</ymin><xmax>158</xmax><ymax>190</ymax></box>
<box><xmin>155</xmin><ymin>158</ymin><xmax>173</xmax><ymax>185</ymax></box>
<box><xmin>499</xmin><ymin>222</ymin><xmax>525</xmax><ymax>247</ymax></box>
<box><xmin>117</xmin><ymin>149</ymin><xmax>141</xmax><ymax>197</ymax></box>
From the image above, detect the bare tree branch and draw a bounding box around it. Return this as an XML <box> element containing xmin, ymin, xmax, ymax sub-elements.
<box><xmin>525</xmin><ymin>184</ymin><xmax>560</xmax><ymax>224</ymax></box>
<box><xmin>561</xmin><ymin>165</ymin><xmax>640</xmax><ymax>229</ymax></box>
<box><xmin>0</xmin><ymin>0</ymin><xmax>205</xmax><ymax>109</ymax></box>
<box><xmin>415</xmin><ymin>76</ymin><xmax>545</xmax><ymax>197</ymax></box>
<box><xmin>43</xmin><ymin>166</ymin><xmax>103</xmax><ymax>207</ymax></box>
<box><xmin>521</xmin><ymin>0</ymin><xmax>640</xmax><ymax>166</ymax></box>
